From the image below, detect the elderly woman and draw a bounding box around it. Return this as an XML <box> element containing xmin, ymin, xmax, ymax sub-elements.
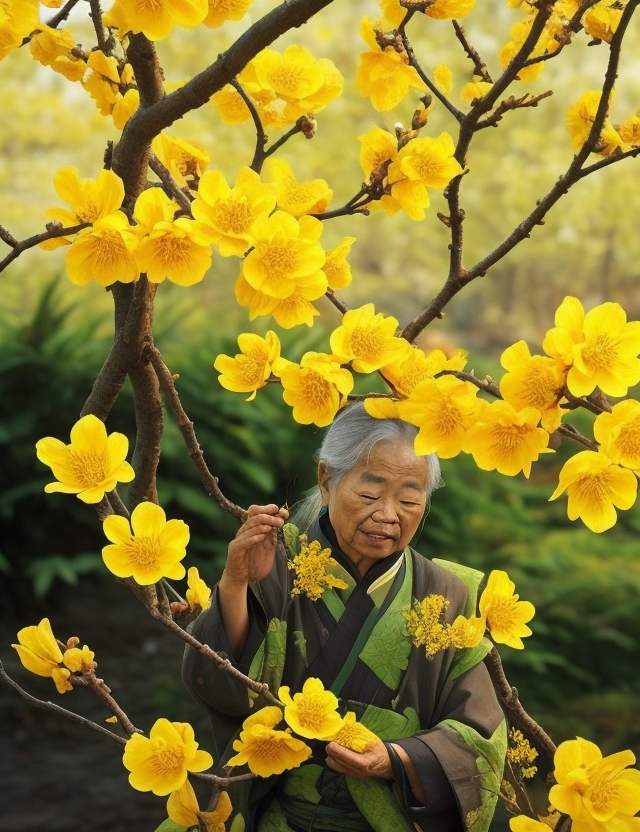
<box><xmin>183</xmin><ymin>403</ymin><xmax>506</xmax><ymax>832</ymax></box>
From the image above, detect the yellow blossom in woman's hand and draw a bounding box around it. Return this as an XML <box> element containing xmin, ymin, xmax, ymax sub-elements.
<box><xmin>330</xmin><ymin>304</ymin><xmax>407</xmax><ymax>373</ymax></box>
<box><xmin>462</xmin><ymin>400</ymin><xmax>551</xmax><ymax>477</ymax></box>
<box><xmin>267</xmin><ymin>158</ymin><xmax>332</xmax><ymax>218</ymax></box>
<box><xmin>214</xmin><ymin>331</ymin><xmax>281</xmax><ymax>400</ymax></box>
<box><xmin>500</xmin><ymin>341</ymin><xmax>567</xmax><ymax>433</ymax></box>
<box><xmin>566</xmin><ymin>90</ymin><xmax>624</xmax><ymax>156</ymax></box>
<box><xmin>329</xmin><ymin>712</ymin><xmax>379</xmax><ymax>753</ymax></box>
<box><xmin>62</xmin><ymin>644</ymin><xmax>96</xmax><ymax>674</ymax></box>
<box><xmin>185</xmin><ymin>566</ymin><xmax>212</xmax><ymax>612</ymax></box>
<box><xmin>167</xmin><ymin>780</ymin><xmax>232</xmax><ymax>831</ymax></box>
<box><xmin>288</xmin><ymin>537</ymin><xmax>348</xmax><ymax>601</ymax></box>
<box><xmin>103</xmin><ymin>0</ymin><xmax>208</xmax><ymax>41</ymax></box>
<box><xmin>227</xmin><ymin>706</ymin><xmax>312</xmax><ymax>777</ymax></box>
<box><xmin>203</xmin><ymin>0</ymin><xmax>253</xmax><ymax>28</ymax></box>
<box><xmin>65</xmin><ymin>212</ymin><xmax>140</xmax><ymax>286</ymax></box>
<box><xmin>242</xmin><ymin>212</ymin><xmax>327</xmax><ymax>300</ymax></box>
<box><xmin>323</xmin><ymin>237</ymin><xmax>356</xmax><ymax>291</ymax></box>
<box><xmin>594</xmin><ymin>400</ymin><xmax>640</xmax><ymax>471</ymax></box>
<box><xmin>396</xmin><ymin>132</ymin><xmax>463</xmax><ymax>189</ymax></box>
<box><xmin>398</xmin><ymin>375</ymin><xmax>480</xmax><ymax>458</ymax></box>
<box><xmin>45</xmin><ymin>166</ymin><xmax>125</xmax><ymax>228</ymax></box>
<box><xmin>583</xmin><ymin>1</ymin><xmax>623</xmax><ymax>43</ymax></box>
<box><xmin>192</xmin><ymin>167</ymin><xmax>276</xmax><ymax>257</ymax></box>
<box><xmin>356</xmin><ymin>17</ymin><xmax>426</xmax><ymax>112</ymax></box>
<box><xmin>279</xmin><ymin>677</ymin><xmax>343</xmax><ymax>740</ymax></box>
<box><xmin>36</xmin><ymin>414</ymin><xmax>134</xmax><ymax>503</ymax></box>
<box><xmin>102</xmin><ymin>502</ymin><xmax>190</xmax><ymax>585</ymax></box>
<box><xmin>549</xmin><ymin>450</ymin><xmax>637</xmax><ymax>532</ymax></box>
<box><xmin>479</xmin><ymin>570</ymin><xmax>535</xmax><ymax>649</ymax></box>
<box><xmin>280</xmin><ymin>352</ymin><xmax>354</xmax><ymax>427</ymax></box>
<box><xmin>123</xmin><ymin>718</ymin><xmax>213</xmax><ymax>795</ymax></box>
<box><xmin>151</xmin><ymin>134</ymin><xmax>210</xmax><ymax>189</ymax></box>
<box><xmin>550</xmin><ymin>737</ymin><xmax>640</xmax><ymax>832</ymax></box>
<box><xmin>358</xmin><ymin>126</ymin><xmax>398</xmax><ymax>180</ymax></box>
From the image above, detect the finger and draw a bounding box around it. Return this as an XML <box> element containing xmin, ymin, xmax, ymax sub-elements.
<box><xmin>246</xmin><ymin>504</ymin><xmax>281</xmax><ymax>518</ymax></box>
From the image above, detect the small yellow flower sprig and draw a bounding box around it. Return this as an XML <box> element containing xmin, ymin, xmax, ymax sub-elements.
<box><xmin>287</xmin><ymin>535</ymin><xmax>349</xmax><ymax>601</ymax></box>
<box><xmin>507</xmin><ymin>728</ymin><xmax>538</xmax><ymax>780</ymax></box>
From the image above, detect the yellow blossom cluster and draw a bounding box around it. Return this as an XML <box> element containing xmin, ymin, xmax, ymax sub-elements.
<box><xmin>405</xmin><ymin>569</ymin><xmax>534</xmax><ymax>655</ymax></box>
<box><xmin>511</xmin><ymin>737</ymin><xmax>640</xmax><ymax>832</ymax></box>
<box><xmin>287</xmin><ymin>536</ymin><xmax>349</xmax><ymax>601</ymax></box>
<box><xmin>227</xmin><ymin>679</ymin><xmax>379</xmax><ymax>778</ymax></box>
<box><xmin>212</xmin><ymin>45</ymin><xmax>343</xmax><ymax>130</ymax></box>
<box><xmin>507</xmin><ymin>728</ymin><xmax>538</xmax><ymax>779</ymax></box>
<box><xmin>12</xmin><ymin>618</ymin><xmax>96</xmax><ymax>694</ymax></box>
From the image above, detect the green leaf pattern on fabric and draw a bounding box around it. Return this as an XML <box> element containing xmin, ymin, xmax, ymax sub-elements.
<box><xmin>256</xmin><ymin>798</ymin><xmax>291</xmax><ymax>832</ymax></box>
<box><xmin>359</xmin><ymin>554</ymin><xmax>413</xmax><ymax>689</ymax></box>
<box><xmin>293</xmin><ymin>629</ymin><xmax>308</xmax><ymax>665</ymax></box>
<box><xmin>449</xmin><ymin>636</ymin><xmax>493</xmax><ymax>681</ymax></box>
<box><xmin>441</xmin><ymin>718</ymin><xmax>507</xmax><ymax>832</ymax></box>
<box><xmin>432</xmin><ymin>558</ymin><xmax>484</xmax><ymax>618</ymax></box>
<box><xmin>346</xmin><ymin>778</ymin><xmax>415</xmax><ymax>832</ymax></box>
<box><xmin>283</xmin><ymin>523</ymin><xmax>301</xmax><ymax>557</ymax></box>
<box><xmin>281</xmin><ymin>764</ymin><xmax>323</xmax><ymax>803</ymax></box>
<box><xmin>229</xmin><ymin>814</ymin><xmax>246</xmax><ymax>832</ymax></box>
<box><xmin>263</xmin><ymin>617</ymin><xmax>287</xmax><ymax>694</ymax></box>
<box><xmin>360</xmin><ymin>703</ymin><xmax>420</xmax><ymax>740</ymax></box>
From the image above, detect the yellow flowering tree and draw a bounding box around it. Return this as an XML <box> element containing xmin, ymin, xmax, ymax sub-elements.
<box><xmin>2</xmin><ymin>0</ymin><xmax>640</xmax><ymax>828</ymax></box>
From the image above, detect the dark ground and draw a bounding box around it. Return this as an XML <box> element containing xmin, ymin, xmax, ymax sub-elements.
<box><xmin>0</xmin><ymin>579</ymin><xmax>215</xmax><ymax>832</ymax></box>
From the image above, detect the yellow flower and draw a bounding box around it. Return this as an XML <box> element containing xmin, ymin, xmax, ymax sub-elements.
<box><xmin>381</xmin><ymin>346</ymin><xmax>455</xmax><ymax>398</ymax></box>
<box><xmin>12</xmin><ymin>618</ymin><xmax>73</xmax><ymax>693</ymax></box>
<box><xmin>65</xmin><ymin>212</ymin><xmax>140</xmax><ymax>286</ymax></box>
<box><xmin>45</xmin><ymin>166</ymin><xmax>125</xmax><ymax>227</ymax></box>
<box><xmin>462</xmin><ymin>400</ymin><xmax>551</xmax><ymax>478</ymax></box>
<box><xmin>434</xmin><ymin>64</ymin><xmax>453</xmax><ymax>95</ymax></box>
<box><xmin>103</xmin><ymin>0</ymin><xmax>208</xmax><ymax>41</ymax></box>
<box><xmin>500</xmin><ymin>341</ymin><xmax>567</xmax><ymax>433</ymax></box>
<box><xmin>134</xmin><ymin>189</ymin><xmax>212</xmax><ymax>286</ymax></box>
<box><xmin>192</xmin><ymin>167</ymin><xmax>276</xmax><ymax>257</ymax></box>
<box><xmin>594</xmin><ymin>400</ymin><xmax>640</xmax><ymax>471</ymax></box>
<box><xmin>509</xmin><ymin>817</ymin><xmax>553</xmax><ymax>832</ymax></box>
<box><xmin>323</xmin><ymin>237</ymin><xmax>356</xmax><ymax>291</ymax></box>
<box><xmin>288</xmin><ymin>536</ymin><xmax>349</xmax><ymax>601</ymax></box>
<box><xmin>280</xmin><ymin>352</ymin><xmax>354</xmax><ymax>427</ymax></box>
<box><xmin>461</xmin><ymin>81</ymin><xmax>494</xmax><ymax>103</ymax></box>
<box><xmin>123</xmin><ymin>718</ymin><xmax>213</xmax><ymax>795</ymax></box>
<box><xmin>583</xmin><ymin>2</ymin><xmax>623</xmax><ymax>43</ymax></box>
<box><xmin>424</xmin><ymin>0</ymin><xmax>477</xmax><ymax>19</ymax></box>
<box><xmin>279</xmin><ymin>677</ymin><xmax>343</xmax><ymax>740</ymax></box>
<box><xmin>507</xmin><ymin>728</ymin><xmax>538</xmax><ymax>779</ymax></box>
<box><xmin>36</xmin><ymin>414</ymin><xmax>134</xmax><ymax>504</ymax></box>
<box><xmin>568</xmin><ymin>302</ymin><xmax>640</xmax><ymax>398</ymax></box>
<box><xmin>566</xmin><ymin>90</ymin><xmax>623</xmax><ymax>156</ymax></box>
<box><xmin>395</xmin><ymin>132</ymin><xmax>463</xmax><ymax>189</ymax></box>
<box><xmin>203</xmin><ymin>0</ymin><xmax>253</xmax><ymax>29</ymax></box>
<box><xmin>356</xmin><ymin>17</ymin><xmax>426</xmax><ymax>112</ymax></box>
<box><xmin>227</xmin><ymin>706</ymin><xmax>312</xmax><ymax>777</ymax></box>
<box><xmin>329</xmin><ymin>712</ymin><xmax>379</xmax><ymax>753</ymax></box>
<box><xmin>550</xmin><ymin>737</ymin><xmax>640</xmax><ymax>832</ymax></box>
<box><xmin>185</xmin><ymin>566</ymin><xmax>212</xmax><ymax>612</ymax></box>
<box><xmin>383</xmin><ymin>178</ymin><xmax>431</xmax><ymax>221</ymax></box>
<box><xmin>112</xmin><ymin>88</ymin><xmax>140</xmax><ymax>129</ymax></box>
<box><xmin>448</xmin><ymin>614</ymin><xmax>486</xmax><ymax>650</ymax></box>
<box><xmin>330</xmin><ymin>304</ymin><xmax>407</xmax><ymax>374</ymax></box>
<box><xmin>242</xmin><ymin>212</ymin><xmax>326</xmax><ymax>300</ymax></box>
<box><xmin>29</xmin><ymin>25</ymin><xmax>85</xmax><ymax>81</ymax></box>
<box><xmin>542</xmin><ymin>295</ymin><xmax>586</xmax><ymax>365</ymax></box>
<box><xmin>618</xmin><ymin>115</ymin><xmax>640</xmax><ymax>145</ymax></box>
<box><xmin>102</xmin><ymin>502</ymin><xmax>190</xmax><ymax>585</ymax></box>
<box><xmin>168</xmin><ymin>780</ymin><xmax>232</xmax><ymax>831</ymax></box>
<box><xmin>404</xmin><ymin>594</ymin><xmax>452</xmax><ymax>655</ymax></box>
<box><xmin>214</xmin><ymin>331</ymin><xmax>281</xmax><ymax>400</ymax></box>
<box><xmin>62</xmin><ymin>644</ymin><xmax>96</xmax><ymax>674</ymax></box>
<box><xmin>479</xmin><ymin>570</ymin><xmax>535</xmax><ymax>649</ymax></box>
<box><xmin>267</xmin><ymin>158</ymin><xmax>332</xmax><ymax>218</ymax></box>
<box><xmin>0</xmin><ymin>0</ymin><xmax>38</xmax><ymax>61</ymax></box>
<box><xmin>549</xmin><ymin>450</ymin><xmax>637</xmax><ymax>532</ymax></box>
<box><xmin>358</xmin><ymin>126</ymin><xmax>398</xmax><ymax>180</ymax></box>
<box><xmin>397</xmin><ymin>375</ymin><xmax>480</xmax><ymax>459</ymax></box>
<box><xmin>151</xmin><ymin>134</ymin><xmax>209</xmax><ymax>189</ymax></box>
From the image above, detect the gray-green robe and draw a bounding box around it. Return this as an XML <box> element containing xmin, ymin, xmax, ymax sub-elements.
<box><xmin>182</xmin><ymin>515</ymin><xmax>506</xmax><ymax>832</ymax></box>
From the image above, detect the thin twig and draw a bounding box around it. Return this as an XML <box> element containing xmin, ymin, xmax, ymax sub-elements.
<box><xmin>398</xmin><ymin>29</ymin><xmax>464</xmax><ymax>122</ymax></box>
<box><xmin>324</xmin><ymin>290</ymin><xmax>350</xmax><ymax>315</ymax></box>
<box><xmin>148</xmin><ymin>152</ymin><xmax>194</xmax><ymax>213</ymax></box>
<box><xmin>89</xmin><ymin>0</ymin><xmax>109</xmax><ymax>52</ymax></box>
<box><xmin>0</xmin><ymin>223</ymin><xmax>88</xmax><ymax>273</ymax></box>
<box><xmin>45</xmin><ymin>0</ymin><xmax>82</xmax><ymax>29</ymax></box>
<box><xmin>229</xmin><ymin>78</ymin><xmax>268</xmax><ymax>173</ymax></box>
<box><xmin>452</xmin><ymin>21</ymin><xmax>492</xmax><ymax>82</ymax></box>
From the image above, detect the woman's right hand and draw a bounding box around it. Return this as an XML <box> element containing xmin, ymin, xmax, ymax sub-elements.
<box><xmin>223</xmin><ymin>504</ymin><xmax>289</xmax><ymax>587</ymax></box>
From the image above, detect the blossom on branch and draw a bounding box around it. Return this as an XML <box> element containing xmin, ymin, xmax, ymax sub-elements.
<box><xmin>479</xmin><ymin>570</ymin><xmax>535</xmax><ymax>649</ymax></box>
<box><xmin>36</xmin><ymin>414</ymin><xmax>134</xmax><ymax>504</ymax></box>
<box><xmin>123</xmin><ymin>718</ymin><xmax>213</xmax><ymax>795</ymax></box>
<box><xmin>267</xmin><ymin>158</ymin><xmax>332</xmax><ymax>218</ymax></box>
<box><xmin>185</xmin><ymin>566</ymin><xmax>212</xmax><ymax>612</ymax></box>
<box><xmin>227</xmin><ymin>706</ymin><xmax>312</xmax><ymax>777</ymax></box>
<box><xmin>280</xmin><ymin>352</ymin><xmax>354</xmax><ymax>427</ymax></box>
<box><xmin>214</xmin><ymin>330</ymin><xmax>282</xmax><ymax>400</ymax></box>
<box><xmin>330</xmin><ymin>304</ymin><xmax>408</xmax><ymax>373</ymax></box>
<box><xmin>152</xmin><ymin>134</ymin><xmax>210</xmax><ymax>189</ymax></box>
<box><xmin>45</xmin><ymin>166</ymin><xmax>125</xmax><ymax>228</ymax></box>
<box><xmin>549</xmin><ymin>450</ymin><xmax>638</xmax><ymax>532</ymax></box>
<box><xmin>203</xmin><ymin>0</ymin><xmax>253</xmax><ymax>29</ymax></box>
<box><xmin>279</xmin><ymin>677</ymin><xmax>343</xmax><ymax>740</ymax></box>
<box><xmin>583</xmin><ymin>1</ymin><xmax>623</xmax><ymax>43</ymax></box>
<box><xmin>566</xmin><ymin>90</ymin><xmax>624</xmax><ymax>157</ymax></box>
<box><xmin>102</xmin><ymin>502</ymin><xmax>190</xmax><ymax>585</ymax></box>
<box><xmin>499</xmin><ymin>341</ymin><xmax>567</xmax><ymax>433</ymax></box>
<box><xmin>167</xmin><ymin>779</ymin><xmax>232</xmax><ymax>832</ymax></box>
<box><xmin>103</xmin><ymin>0</ymin><xmax>209</xmax><ymax>42</ymax></box>
<box><xmin>12</xmin><ymin>618</ymin><xmax>72</xmax><ymax>694</ymax></box>
<box><xmin>65</xmin><ymin>212</ymin><xmax>140</xmax><ymax>286</ymax></box>
<box><xmin>29</xmin><ymin>25</ymin><xmax>86</xmax><ymax>81</ymax></box>
<box><xmin>594</xmin><ymin>400</ymin><xmax>640</xmax><ymax>471</ymax></box>
<box><xmin>0</xmin><ymin>0</ymin><xmax>38</xmax><ymax>61</ymax></box>
<box><xmin>323</xmin><ymin>237</ymin><xmax>356</xmax><ymax>291</ymax></box>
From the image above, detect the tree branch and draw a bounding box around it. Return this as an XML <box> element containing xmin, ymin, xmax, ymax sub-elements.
<box><xmin>0</xmin><ymin>223</ymin><xmax>88</xmax><ymax>274</ymax></box>
<box><xmin>452</xmin><ymin>21</ymin><xmax>492</xmax><ymax>82</ymax></box>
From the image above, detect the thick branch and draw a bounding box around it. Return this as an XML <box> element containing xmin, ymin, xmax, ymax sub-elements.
<box><xmin>128</xmin><ymin>356</ymin><xmax>163</xmax><ymax>507</ymax></box>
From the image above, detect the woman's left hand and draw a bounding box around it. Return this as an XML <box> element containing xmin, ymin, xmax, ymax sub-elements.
<box><xmin>325</xmin><ymin>738</ymin><xmax>393</xmax><ymax>780</ymax></box>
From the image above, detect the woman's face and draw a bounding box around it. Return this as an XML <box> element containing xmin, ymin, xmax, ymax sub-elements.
<box><xmin>318</xmin><ymin>441</ymin><xmax>429</xmax><ymax>576</ymax></box>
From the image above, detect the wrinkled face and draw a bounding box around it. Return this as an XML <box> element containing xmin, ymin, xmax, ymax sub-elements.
<box><xmin>318</xmin><ymin>441</ymin><xmax>429</xmax><ymax>576</ymax></box>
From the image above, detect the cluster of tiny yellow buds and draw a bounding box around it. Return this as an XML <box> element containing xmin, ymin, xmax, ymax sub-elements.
<box><xmin>404</xmin><ymin>594</ymin><xmax>450</xmax><ymax>655</ymax></box>
<box><xmin>507</xmin><ymin>728</ymin><xmax>538</xmax><ymax>779</ymax></box>
<box><xmin>288</xmin><ymin>537</ymin><xmax>348</xmax><ymax>601</ymax></box>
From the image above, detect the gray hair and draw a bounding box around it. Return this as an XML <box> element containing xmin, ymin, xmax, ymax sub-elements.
<box><xmin>290</xmin><ymin>402</ymin><xmax>442</xmax><ymax>531</ymax></box>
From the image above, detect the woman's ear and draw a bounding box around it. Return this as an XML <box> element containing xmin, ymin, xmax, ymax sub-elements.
<box><xmin>317</xmin><ymin>460</ymin><xmax>330</xmax><ymax>506</ymax></box>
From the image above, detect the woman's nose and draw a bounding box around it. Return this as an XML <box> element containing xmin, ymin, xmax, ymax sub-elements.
<box><xmin>373</xmin><ymin>501</ymin><xmax>399</xmax><ymax>523</ymax></box>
